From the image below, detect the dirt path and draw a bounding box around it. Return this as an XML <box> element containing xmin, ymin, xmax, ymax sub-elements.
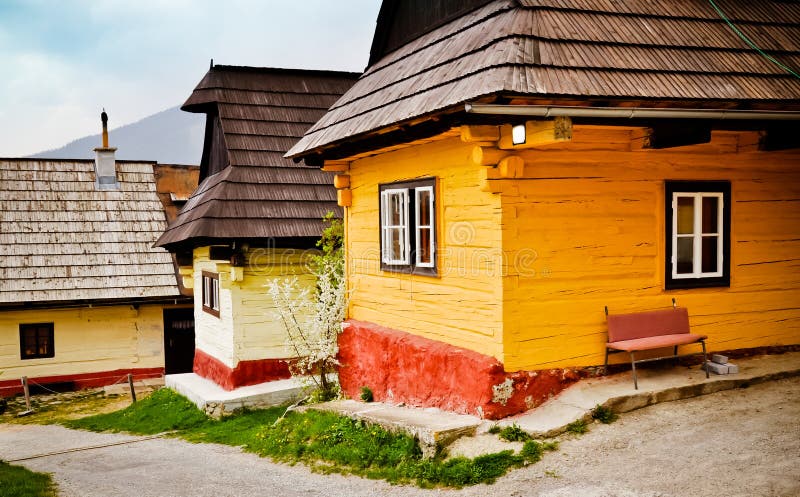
<box><xmin>1</xmin><ymin>377</ymin><xmax>798</xmax><ymax>497</ymax></box>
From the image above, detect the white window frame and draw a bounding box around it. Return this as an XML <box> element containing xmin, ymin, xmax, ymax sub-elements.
<box><xmin>380</xmin><ymin>188</ymin><xmax>410</xmax><ymax>265</ymax></box>
<box><xmin>671</xmin><ymin>192</ymin><xmax>724</xmax><ymax>280</ymax></box>
<box><xmin>202</xmin><ymin>271</ymin><xmax>220</xmax><ymax>316</ymax></box>
<box><xmin>414</xmin><ymin>186</ymin><xmax>435</xmax><ymax>268</ymax></box>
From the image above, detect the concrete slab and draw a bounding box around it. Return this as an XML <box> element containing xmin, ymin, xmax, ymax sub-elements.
<box><xmin>308</xmin><ymin>399</ymin><xmax>481</xmax><ymax>458</ymax></box>
<box><xmin>165</xmin><ymin>373</ymin><xmax>305</xmax><ymax>418</ymax></box>
<box><xmin>499</xmin><ymin>351</ymin><xmax>800</xmax><ymax>438</ymax></box>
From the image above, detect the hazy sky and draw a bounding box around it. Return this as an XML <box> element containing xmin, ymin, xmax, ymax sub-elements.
<box><xmin>0</xmin><ymin>0</ymin><xmax>381</xmax><ymax>156</ymax></box>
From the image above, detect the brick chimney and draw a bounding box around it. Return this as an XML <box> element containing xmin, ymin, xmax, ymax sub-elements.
<box><xmin>94</xmin><ymin>109</ymin><xmax>119</xmax><ymax>190</ymax></box>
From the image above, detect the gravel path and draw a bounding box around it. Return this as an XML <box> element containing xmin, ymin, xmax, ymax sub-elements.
<box><xmin>1</xmin><ymin>377</ymin><xmax>798</xmax><ymax>497</ymax></box>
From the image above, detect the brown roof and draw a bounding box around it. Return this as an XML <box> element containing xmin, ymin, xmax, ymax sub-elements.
<box><xmin>287</xmin><ymin>0</ymin><xmax>800</xmax><ymax>159</ymax></box>
<box><xmin>155</xmin><ymin>66</ymin><xmax>359</xmax><ymax>250</ymax></box>
<box><xmin>0</xmin><ymin>159</ymin><xmax>182</xmax><ymax>305</ymax></box>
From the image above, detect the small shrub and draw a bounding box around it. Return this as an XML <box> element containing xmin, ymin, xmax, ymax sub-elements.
<box><xmin>360</xmin><ymin>386</ymin><xmax>374</xmax><ymax>403</ymax></box>
<box><xmin>487</xmin><ymin>424</ymin><xmax>501</xmax><ymax>434</ymax></box>
<box><xmin>566</xmin><ymin>419</ymin><xmax>588</xmax><ymax>434</ymax></box>
<box><xmin>591</xmin><ymin>404</ymin><xmax>618</xmax><ymax>424</ymax></box>
<box><xmin>498</xmin><ymin>424</ymin><xmax>531</xmax><ymax>442</ymax></box>
<box><xmin>520</xmin><ymin>440</ymin><xmax>543</xmax><ymax>463</ymax></box>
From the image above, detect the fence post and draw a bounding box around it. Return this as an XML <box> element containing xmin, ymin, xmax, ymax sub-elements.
<box><xmin>127</xmin><ymin>373</ymin><xmax>137</xmax><ymax>403</ymax></box>
<box><xmin>21</xmin><ymin>376</ymin><xmax>33</xmax><ymax>415</ymax></box>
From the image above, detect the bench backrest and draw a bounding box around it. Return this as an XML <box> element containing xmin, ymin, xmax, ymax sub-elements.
<box><xmin>607</xmin><ymin>307</ymin><xmax>690</xmax><ymax>342</ymax></box>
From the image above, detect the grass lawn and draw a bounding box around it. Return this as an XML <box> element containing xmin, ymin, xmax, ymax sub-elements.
<box><xmin>65</xmin><ymin>388</ymin><xmax>556</xmax><ymax>488</ymax></box>
<box><xmin>0</xmin><ymin>461</ymin><xmax>57</xmax><ymax>497</ymax></box>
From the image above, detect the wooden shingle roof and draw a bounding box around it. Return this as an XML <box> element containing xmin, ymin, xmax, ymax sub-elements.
<box><xmin>288</xmin><ymin>0</ymin><xmax>800</xmax><ymax>159</ymax></box>
<box><xmin>155</xmin><ymin>66</ymin><xmax>359</xmax><ymax>250</ymax></box>
<box><xmin>0</xmin><ymin>159</ymin><xmax>181</xmax><ymax>305</ymax></box>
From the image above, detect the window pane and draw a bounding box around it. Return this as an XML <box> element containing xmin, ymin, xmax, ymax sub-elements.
<box><xmin>23</xmin><ymin>329</ymin><xmax>36</xmax><ymax>355</ymax></box>
<box><xmin>39</xmin><ymin>328</ymin><xmax>50</xmax><ymax>355</ymax></box>
<box><xmin>418</xmin><ymin>228</ymin><xmax>431</xmax><ymax>264</ymax></box>
<box><xmin>389</xmin><ymin>228</ymin><xmax>405</xmax><ymax>260</ymax></box>
<box><xmin>677</xmin><ymin>197</ymin><xmax>694</xmax><ymax>234</ymax></box>
<box><xmin>417</xmin><ymin>190</ymin><xmax>431</xmax><ymax>226</ymax></box>
<box><xmin>676</xmin><ymin>237</ymin><xmax>694</xmax><ymax>274</ymax></box>
<box><xmin>390</xmin><ymin>193</ymin><xmax>403</xmax><ymax>225</ymax></box>
<box><xmin>702</xmin><ymin>196</ymin><xmax>719</xmax><ymax>234</ymax></box>
<box><xmin>702</xmin><ymin>236</ymin><xmax>719</xmax><ymax>273</ymax></box>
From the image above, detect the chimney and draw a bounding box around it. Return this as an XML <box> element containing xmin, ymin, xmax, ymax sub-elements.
<box><xmin>94</xmin><ymin>109</ymin><xmax>119</xmax><ymax>190</ymax></box>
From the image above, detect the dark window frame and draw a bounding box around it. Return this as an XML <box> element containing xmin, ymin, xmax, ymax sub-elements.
<box><xmin>379</xmin><ymin>177</ymin><xmax>438</xmax><ymax>276</ymax></box>
<box><xmin>19</xmin><ymin>323</ymin><xmax>55</xmax><ymax>360</ymax></box>
<box><xmin>665</xmin><ymin>180</ymin><xmax>731</xmax><ymax>290</ymax></box>
<box><xmin>201</xmin><ymin>271</ymin><xmax>220</xmax><ymax>317</ymax></box>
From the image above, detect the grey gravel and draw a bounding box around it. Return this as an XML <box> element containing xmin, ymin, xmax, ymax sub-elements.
<box><xmin>1</xmin><ymin>377</ymin><xmax>798</xmax><ymax>497</ymax></box>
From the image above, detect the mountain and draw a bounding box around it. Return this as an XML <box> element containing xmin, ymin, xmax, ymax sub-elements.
<box><xmin>31</xmin><ymin>106</ymin><xmax>205</xmax><ymax>165</ymax></box>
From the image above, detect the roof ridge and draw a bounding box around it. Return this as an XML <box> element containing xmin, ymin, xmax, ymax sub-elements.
<box><xmin>211</xmin><ymin>65</ymin><xmax>361</xmax><ymax>78</ymax></box>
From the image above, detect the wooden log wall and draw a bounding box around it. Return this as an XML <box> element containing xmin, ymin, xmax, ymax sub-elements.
<box><xmin>498</xmin><ymin>126</ymin><xmax>800</xmax><ymax>371</ymax></box>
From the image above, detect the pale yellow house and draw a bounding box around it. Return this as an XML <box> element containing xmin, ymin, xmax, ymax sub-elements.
<box><xmin>0</xmin><ymin>151</ymin><xmax>192</xmax><ymax>396</ymax></box>
<box><xmin>156</xmin><ymin>65</ymin><xmax>358</xmax><ymax>390</ymax></box>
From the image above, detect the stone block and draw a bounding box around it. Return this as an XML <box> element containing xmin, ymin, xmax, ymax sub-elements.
<box><xmin>703</xmin><ymin>361</ymin><xmax>729</xmax><ymax>375</ymax></box>
<box><xmin>712</xmin><ymin>354</ymin><xmax>729</xmax><ymax>365</ymax></box>
<box><xmin>726</xmin><ymin>363</ymin><xmax>739</xmax><ymax>374</ymax></box>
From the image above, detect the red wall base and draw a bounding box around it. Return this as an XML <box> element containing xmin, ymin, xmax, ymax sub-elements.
<box><xmin>0</xmin><ymin>367</ymin><xmax>163</xmax><ymax>397</ymax></box>
<box><xmin>338</xmin><ymin>320</ymin><xmax>583</xmax><ymax>419</ymax></box>
<box><xmin>192</xmin><ymin>348</ymin><xmax>292</xmax><ymax>391</ymax></box>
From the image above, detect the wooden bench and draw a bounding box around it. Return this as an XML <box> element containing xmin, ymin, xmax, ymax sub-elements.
<box><xmin>604</xmin><ymin>306</ymin><xmax>709</xmax><ymax>389</ymax></box>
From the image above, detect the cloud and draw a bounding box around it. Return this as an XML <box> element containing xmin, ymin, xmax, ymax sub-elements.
<box><xmin>0</xmin><ymin>0</ymin><xmax>380</xmax><ymax>157</ymax></box>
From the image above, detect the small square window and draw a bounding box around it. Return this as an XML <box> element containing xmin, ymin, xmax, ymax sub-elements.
<box><xmin>379</xmin><ymin>178</ymin><xmax>437</xmax><ymax>275</ymax></box>
<box><xmin>665</xmin><ymin>181</ymin><xmax>731</xmax><ymax>289</ymax></box>
<box><xmin>202</xmin><ymin>271</ymin><xmax>220</xmax><ymax>317</ymax></box>
<box><xmin>20</xmin><ymin>323</ymin><xmax>54</xmax><ymax>360</ymax></box>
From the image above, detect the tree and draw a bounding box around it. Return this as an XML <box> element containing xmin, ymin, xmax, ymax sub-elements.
<box><xmin>267</xmin><ymin>213</ymin><xmax>347</xmax><ymax>401</ymax></box>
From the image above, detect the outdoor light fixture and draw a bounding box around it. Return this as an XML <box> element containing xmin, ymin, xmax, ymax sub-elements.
<box><xmin>511</xmin><ymin>124</ymin><xmax>526</xmax><ymax>145</ymax></box>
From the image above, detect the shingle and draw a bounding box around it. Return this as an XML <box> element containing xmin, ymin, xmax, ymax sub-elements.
<box><xmin>155</xmin><ymin>67</ymin><xmax>358</xmax><ymax>249</ymax></box>
<box><xmin>288</xmin><ymin>0</ymin><xmax>800</xmax><ymax>158</ymax></box>
<box><xmin>0</xmin><ymin>159</ymin><xmax>181</xmax><ymax>303</ymax></box>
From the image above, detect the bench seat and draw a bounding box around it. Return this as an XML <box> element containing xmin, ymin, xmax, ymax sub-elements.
<box><xmin>607</xmin><ymin>332</ymin><xmax>708</xmax><ymax>352</ymax></box>
<box><xmin>604</xmin><ymin>306</ymin><xmax>709</xmax><ymax>389</ymax></box>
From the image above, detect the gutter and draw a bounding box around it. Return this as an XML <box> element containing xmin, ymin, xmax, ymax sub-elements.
<box><xmin>464</xmin><ymin>103</ymin><xmax>800</xmax><ymax>120</ymax></box>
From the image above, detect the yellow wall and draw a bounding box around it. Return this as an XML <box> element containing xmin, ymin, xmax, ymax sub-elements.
<box><xmin>500</xmin><ymin>128</ymin><xmax>800</xmax><ymax>371</ymax></box>
<box><xmin>193</xmin><ymin>246</ymin><xmax>318</xmax><ymax>368</ymax></box>
<box><xmin>0</xmin><ymin>304</ymin><xmax>166</xmax><ymax>381</ymax></box>
<box><xmin>347</xmin><ymin>137</ymin><xmax>505</xmax><ymax>358</ymax></box>
<box><xmin>343</xmin><ymin>127</ymin><xmax>800</xmax><ymax>372</ymax></box>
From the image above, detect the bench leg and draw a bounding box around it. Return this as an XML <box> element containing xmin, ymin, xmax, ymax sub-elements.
<box><xmin>604</xmin><ymin>348</ymin><xmax>609</xmax><ymax>375</ymax></box>
<box><xmin>701</xmin><ymin>340</ymin><xmax>709</xmax><ymax>379</ymax></box>
<box><xmin>630</xmin><ymin>351</ymin><xmax>638</xmax><ymax>390</ymax></box>
<box><xmin>674</xmin><ymin>345</ymin><xmax>679</xmax><ymax>366</ymax></box>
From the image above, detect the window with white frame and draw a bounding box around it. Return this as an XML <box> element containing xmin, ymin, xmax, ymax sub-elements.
<box><xmin>202</xmin><ymin>271</ymin><xmax>220</xmax><ymax>317</ymax></box>
<box><xmin>379</xmin><ymin>178</ymin><xmax>437</xmax><ymax>274</ymax></box>
<box><xmin>665</xmin><ymin>181</ymin><xmax>731</xmax><ymax>289</ymax></box>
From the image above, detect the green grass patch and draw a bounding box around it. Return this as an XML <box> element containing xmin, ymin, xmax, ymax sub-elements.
<box><xmin>591</xmin><ymin>404</ymin><xmax>618</xmax><ymax>424</ymax></box>
<box><xmin>65</xmin><ymin>388</ymin><xmax>558</xmax><ymax>488</ymax></box>
<box><xmin>0</xmin><ymin>461</ymin><xmax>57</xmax><ymax>497</ymax></box>
<box><xmin>64</xmin><ymin>388</ymin><xmax>207</xmax><ymax>434</ymax></box>
<box><xmin>497</xmin><ymin>424</ymin><xmax>531</xmax><ymax>442</ymax></box>
<box><xmin>565</xmin><ymin>419</ymin><xmax>588</xmax><ymax>434</ymax></box>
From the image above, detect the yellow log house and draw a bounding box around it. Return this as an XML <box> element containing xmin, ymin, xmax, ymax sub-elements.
<box><xmin>288</xmin><ymin>0</ymin><xmax>800</xmax><ymax>418</ymax></box>
<box><xmin>0</xmin><ymin>155</ymin><xmax>193</xmax><ymax>396</ymax></box>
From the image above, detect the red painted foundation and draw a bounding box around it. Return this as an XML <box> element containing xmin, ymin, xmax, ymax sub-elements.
<box><xmin>0</xmin><ymin>367</ymin><xmax>163</xmax><ymax>397</ymax></box>
<box><xmin>193</xmin><ymin>348</ymin><xmax>292</xmax><ymax>390</ymax></box>
<box><xmin>338</xmin><ymin>320</ymin><xmax>583</xmax><ymax>419</ymax></box>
